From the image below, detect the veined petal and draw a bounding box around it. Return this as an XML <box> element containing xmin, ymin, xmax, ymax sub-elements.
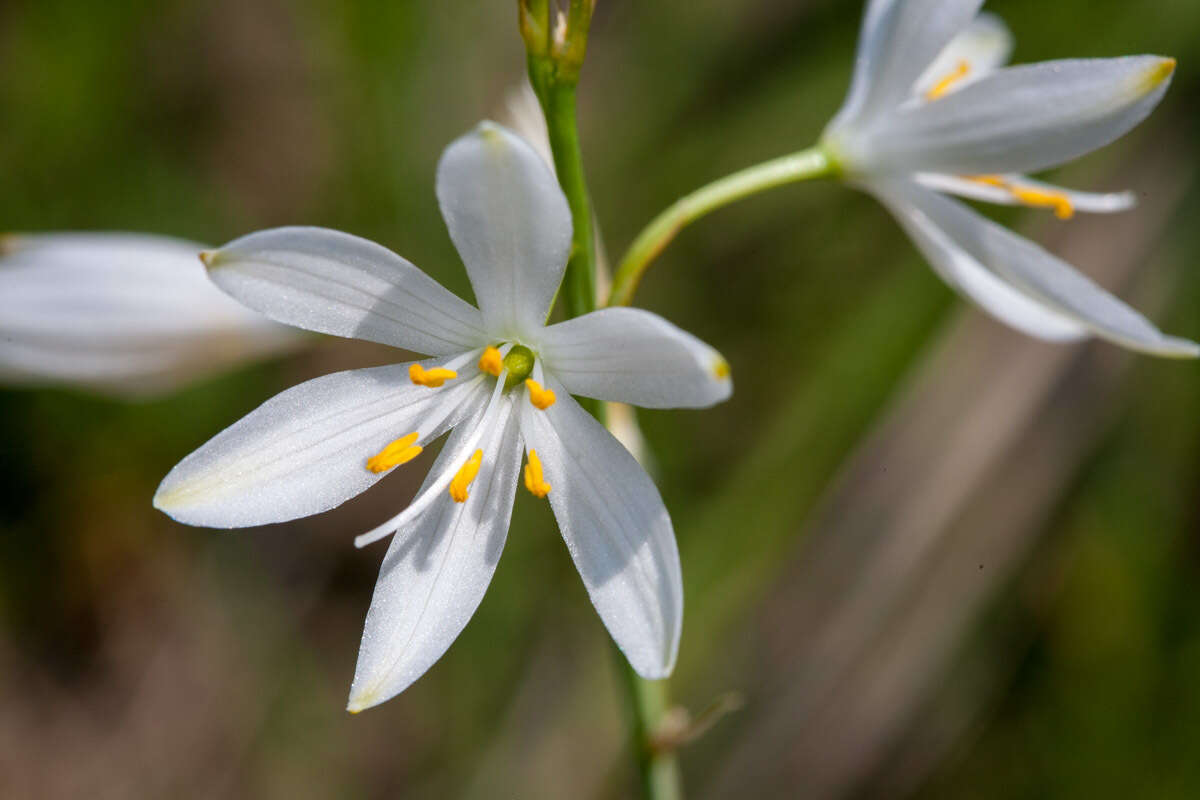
<box><xmin>913</xmin><ymin>12</ymin><xmax>1013</xmax><ymax>99</ymax></box>
<box><xmin>914</xmin><ymin>173</ymin><xmax>1136</xmax><ymax>214</ymax></box>
<box><xmin>539</xmin><ymin>307</ymin><xmax>732</xmax><ymax>409</ymax></box>
<box><xmin>830</xmin><ymin>0</ymin><xmax>984</xmax><ymax>129</ymax></box>
<box><xmin>154</xmin><ymin>359</ymin><xmax>489</xmax><ymax>528</ymax></box>
<box><xmin>347</xmin><ymin>398</ymin><xmax>521</xmax><ymax>712</ymax></box>
<box><xmin>204</xmin><ymin>227</ymin><xmax>487</xmax><ymax>356</ymax></box>
<box><xmin>519</xmin><ymin>383</ymin><xmax>682</xmax><ymax>678</ymax></box>
<box><xmin>436</xmin><ymin>121</ymin><xmax>572</xmax><ymax>340</ymax></box>
<box><xmin>867</xmin><ymin>57</ymin><xmax>1177</xmax><ymax>176</ymax></box>
<box><xmin>870</xmin><ymin>179</ymin><xmax>1198</xmax><ymax>356</ymax></box>
<box><xmin>0</xmin><ymin>233</ymin><xmax>301</xmax><ymax>396</ymax></box>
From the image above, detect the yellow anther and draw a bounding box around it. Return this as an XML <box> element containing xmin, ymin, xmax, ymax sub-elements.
<box><xmin>969</xmin><ymin>175</ymin><xmax>1075</xmax><ymax>219</ymax></box>
<box><xmin>926</xmin><ymin>60</ymin><xmax>971</xmax><ymax>101</ymax></box>
<box><xmin>523</xmin><ymin>449</ymin><xmax>551</xmax><ymax>498</ymax></box>
<box><xmin>366</xmin><ymin>432</ymin><xmax>423</xmax><ymax>473</ymax></box>
<box><xmin>713</xmin><ymin>358</ymin><xmax>731</xmax><ymax>380</ymax></box>
<box><xmin>1140</xmin><ymin>58</ymin><xmax>1176</xmax><ymax>92</ymax></box>
<box><xmin>449</xmin><ymin>449</ymin><xmax>483</xmax><ymax>503</ymax></box>
<box><xmin>525</xmin><ymin>379</ymin><xmax>557</xmax><ymax>410</ymax></box>
<box><xmin>1011</xmin><ymin>185</ymin><xmax>1075</xmax><ymax>220</ymax></box>
<box><xmin>409</xmin><ymin>363</ymin><xmax>458</xmax><ymax>388</ymax></box>
<box><xmin>478</xmin><ymin>346</ymin><xmax>504</xmax><ymax>377</ymax></box>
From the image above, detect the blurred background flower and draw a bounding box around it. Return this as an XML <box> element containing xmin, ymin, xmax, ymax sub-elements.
<box><xmin>2</xmin><ymin>1</ymin><xmax>1200</xmax><ymax>798</ymax></box>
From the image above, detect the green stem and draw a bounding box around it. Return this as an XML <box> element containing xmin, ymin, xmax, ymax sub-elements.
<box><xmin>607</xmin><ymin>146</ymin><xmax>834</xmax><ymax>307</ymax></box>
<box><xmin>619</xmin><ymin>657</ymin><xmax>684</xmax><ymax>800</ymax></box>
<box><xmin>540</xmin><ymin>81</ymin><xmax>597</xmax><ymax>319</ymax></box>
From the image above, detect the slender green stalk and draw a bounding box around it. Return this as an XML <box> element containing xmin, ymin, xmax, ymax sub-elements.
<box><xmin>607</xmin><ymin>146</ymin><xmax>834</xmax><ymax>307</ymax></box>
<box><xmin>619</xmin><ymin>656</ymin><xmax>684</xmax><ymax>800</ymax></box>
<box><xmin>540</xmin><ymin>81</ymin><xmax>596</xmax><ymax>319</ymax></box>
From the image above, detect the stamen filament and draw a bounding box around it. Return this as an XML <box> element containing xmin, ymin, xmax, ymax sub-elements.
<box><xmin>365</xmin><ymin>432</ymin><xmax>423</xmax><ymax>473</ymax></box>
<box><xmin>523</xmin><ymin>449</ymin><xmax>551</xmax><ymax>498</ymax></box>
<box><xmin>354</xmin><ymin>368</ymin><xmax>510</xmax><ymax>549</ymax></box>
<box><xmin>449</xmin><ymin>450</ymin><xmax>484</xmax><ymax>502</ymax></box>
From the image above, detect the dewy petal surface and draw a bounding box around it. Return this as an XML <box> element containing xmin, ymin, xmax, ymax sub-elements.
<box><xmin>870</xmin><ymin>181</ymin><xmax>1087</xmax><ymax>341</ymax></box>
<box><xmin>539</xmin><ymin>307</ymin><xmax>732</xmax><ymax>409</ymax></box>
<box><xmin>872</xmin><ymin>179</ymin><xmax>1199</xmax><ymax>355</ymax></box>
<box><xmin>865</xmin><ymin>56</ymin><xmax>1176</xmax><ymax>176</ymax></box>
<box><xmin>0</xmin><ymin>233</ymin><xmax>300</xmax><ymax>395</ymax></box>
<box><xmin>436</xmin><ymin>122</ymin><xmax>572</xmax><ymax>340</ymax></box>
<box><xmin>154</xmin><ymin>359</ymin><xmax>488</xmax><ymax>527</ymax></box>
<box><xmin>832</xmin><ymin>0</ymin><xmax>984</xmax><ymax>128</ymax></box>
<box><xmin>348</xmin><ymin>398</ymin><xmax>521</xmax><ymax>712</ymax></box>
<box><xmin>519</xmin><ymin>382</ymin><xmax>683</xmax><ymax>678</ymax></box>
<box><xmin>205</xmin><ymin>227</ymin><xmax>488</xmax><ymax>356</ymax></box>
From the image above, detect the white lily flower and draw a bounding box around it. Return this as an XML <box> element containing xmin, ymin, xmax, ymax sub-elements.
<box><xmin>153</xmin><ymin>122</ymin><xmax>732</xmax><ymax>711</ymax></box>
<box><xmin>822</xmin><ymin>1</ymin><xmax>1198</xmax><ymax>357</ymax></box>
<box><xmin>0</xmin><ymin>233</ymin><xmax>304</xmax><ymax>396</ymax></box>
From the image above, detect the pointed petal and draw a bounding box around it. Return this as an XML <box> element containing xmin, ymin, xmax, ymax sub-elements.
<box><xmin>539</xmin><ymin>307</ymin><xmax>732</xmax><ymax>409</ymax></box>
<box><xmin>436</xmin><ymin>121</ymin><xmax>572</xmax><ymax>339</ymax></box>
<box><xmin>870</xmin><ymin>179</ymin><xmax>1198</xmax><ymax>356</ymax></box>
<box><xmin>520</xmin><ymin>385</ymin><xmax>682</xmax><ymax>678</ymax></box>
<box><xmin>914</xmin><ymin>12</ymin><xmax>1013</xmax><ymax>99</ymax></box>
<box><xmin>0</xmin><ymin>233</ymin><xmax>301</xmax><ymax>396</ymax></box>
<box><xmin>830</xmin><ymin>0</ymin><xmax>984</xmax><ymax>128</ymax></box>
<box><xmin>347</xmin><ymin>399</ymin><xmax>521</xmax><ymax>711</ymax></box>
<box><xmin>205</xmin><ymin>227</ymin><xmax>487</xmax><ymax>356</ymax></box>
<box><xmin>869</xmin><ymin>56</ymin><xmax>1177</xmax><ymax>176</ymax></box>
<box><xmin>914</xmin><ymin>173</ymin><xmax>1136</xmax><ymax>214</ymax></box>
<box><xmin>154</xmin><ymin>360</ymin><xmax>489</xmax><ymax>528</ymax></box>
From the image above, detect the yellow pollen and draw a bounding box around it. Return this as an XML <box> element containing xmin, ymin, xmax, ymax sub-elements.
<box><xmin>409</xmin><ymin>363</ymin><xmax>458</xmax><ymax>388</ymax></box>
<box><xmin>525</xmin><ymin>379</ymin><xmax>556</xmax><ymax>410</ymax></box>
<box><xmin>713</xmin><ymin>358</ymin><xmax>731</xmax><ymax>380</ymax></box>
<box><xmin>523</xmin><ymin>449</ymin><xmax>551</xmax><ymax>498</ymax></box>
<box><xmin>449</xmin><ymin>449</ymin><xmax>483</xmax><ymax>503</ymax></box>
<box><xmin>926</xmin><ymin>60</ymin><xmax>971</xmax><ymax>101</ymax></box>
<box><xmin>478</xmin><ymin>346</ymin><xmax>504</xmax><ymax>377</ymax></box>
<box><xmin>970</xmin><ymin>175</ymin><xmax>1075</xmax><ymax>219</ymax></box>
<box><xmin>366</xmin><ymin>432</ymin><xmax>423</xmax><ymax>473</ymax></box>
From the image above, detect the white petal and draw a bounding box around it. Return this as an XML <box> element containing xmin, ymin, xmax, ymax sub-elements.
<box><xmin>538</xmin><ymin>307</ymin><xmax>732</xmax><ymax>409</ymax></box>
<box><xmin>866</xmin><ymin>57</ymin><xmax>1176</xmax><ymax>176</ymax></box>
<box><xmin>0</xmin><ymin>233</ymin><xmax>301</xmax><ymax>396</ymax></box>
<box><xmin>913</xmin><ymin>12</ymin><xmax>1013</xmax><ymax>98</ymax></box>
<box><xmin>870</xmin><ymin>179</ymin><xmax>1198</xmax><ymax>356</ymax></box>
<box><xmin>914</xmin><ymin>173</ymin><xmax>1136</xmax><ymax>214</ymax></box>
<box><xmin>205</xmin><ymin>227</ymin><xmax>487</xmax><ymax>356</ymax></box>
<box><xmin>519</xmin><ymin>384</ymin><xmax>682</xmax><ymax>678</ymax></box>
<box><xmin>347</xmin><ymin>398</ymin><xmax>522</xmax><ymax>711</ymax></box>
<box><xmin>829</xmin><ymin>0</ymin><xmax>984</xmax><ymax>129</ymax></box>
<box><xmin>436</xmin><ymin>121</ymin><xmax>572</xmax><ymax>340</ymax></box>
<box><xmin>154</xmin><ymin>360</ymin><xmax>489</xmax><ymax>528</ymax></box>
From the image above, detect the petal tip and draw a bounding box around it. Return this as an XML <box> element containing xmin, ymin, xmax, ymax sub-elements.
<box><xmin>1141</xmin><ymin>57</ymin><xmax>1177</xmax><ymax>92</ymax></box>
<box><xmin>198</xmin><ymin>249</ymin><xmax>218</xmax><ymax>268</ymax></box>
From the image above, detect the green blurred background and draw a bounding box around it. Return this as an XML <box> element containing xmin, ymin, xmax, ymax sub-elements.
<box><xmin>3</xmin><ymin>0</ymin><xmax>1200</xmax><ymax>797</ymax></box>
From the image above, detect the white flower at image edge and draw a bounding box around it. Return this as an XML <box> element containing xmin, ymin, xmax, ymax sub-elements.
<box><xmin>822</xmin><ymin>0</ymin><xmax>1198</xmax><ymax>357</ymax></box>
<box><xmin>0</xmin><ymin>233</ymin><xmax>303</xmax><ymax>396</ymax></box>
<box><xmin>153</xmin><ymin>122</ymin><xmax>733</xmax><ymax>712</ymax></box>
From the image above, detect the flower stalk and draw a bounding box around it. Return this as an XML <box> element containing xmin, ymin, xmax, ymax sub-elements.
<box><xmin>607</xmin><ymin>146</ymin><xmax>834</xmax><ymax>307</ymax></box>
<box><xmin>519</xmin><ymin>3</ymin><xmax>686</xmax><ymax>797</ymax></box>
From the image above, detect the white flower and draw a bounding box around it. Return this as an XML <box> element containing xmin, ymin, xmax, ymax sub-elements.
<box><xmin>821</xmin><ymin>0</ymin><xmax>1197</xmax><ymax>357</ymax></box>
<box><xmin>0</xmin><ymin>233</ymin><xmax>303</xmax><ymax>396</ymax></box>
<box><xmin>153</xmin><ymin>122</ymin><xmax>732</xmax><ymax>712</ymax></box>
